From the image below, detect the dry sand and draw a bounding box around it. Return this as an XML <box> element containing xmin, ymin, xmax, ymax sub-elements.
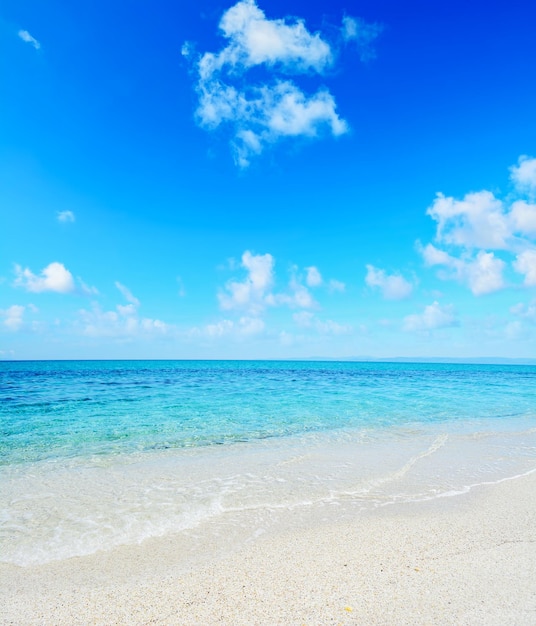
<box><xmin>2</xmin><ymin>472</ymin><xmax>535</xmax><ymax>625</ymax></box>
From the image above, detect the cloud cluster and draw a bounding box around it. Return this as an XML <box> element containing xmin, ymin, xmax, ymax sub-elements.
<box><xmin>293</xmin><ymin>310</ymin><xmax>352</xmax><ymax>335</ymax></box>
<box><xmin>510</xmin><ymin>155</ymin><xmax>536</xmax><ymax>198</ymax></box>
<box><xmin>219</xmin><ymin>250</ymin><xmax>275</xmax><ymax>314</ymax></box>
<box><xmin>365</xmin><ymin>265</ymin><xmax>413</xmax><ymax>300</ymax></box>
<box><xmin>195</xmin><ymin>316</ymin><xmax>266</xmax><ymax>339</ymax></box>
<box><xmin>1</xmin><ymin>305</ymin><xmax>25</xmax><ymax>331</ymax></box>
<box><xmin>14</xmin><ymin>262</ymin><xmax>75</xmax><ymax>293</ymax></box>
<box><xmin>187</xmin><ymin>1</ymin><xmax>378</xmax><ymax>166</ymax></box>
<box><xmin>218</xmin><ymin>251</ymin><xmax>345</xmax><ymax>315</ymax></box>
<box><xmin>403</xmin><ymin>301</ymin><xmax>458</xmax><ymax>333</ymax></box>
<box><xmin>210</xmin><ymin>250</ymin><xmax>347</xmax><ymax>339</ymax></box>
<box><xmin>420</xmin><ymin>156</ymin><xmax>536</xmax><ymax>295</ymax></box>
<box><xmin>78</xmin><ymin>283</ymin><xmax>169</xmax><ymax>338</ymax></box>
<box><xmin>218</xmin><ymin>250</ymin><xmax>321</xmax><ymax>314</ymax></box>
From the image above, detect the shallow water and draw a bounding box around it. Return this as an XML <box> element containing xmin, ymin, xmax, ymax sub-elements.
<box><xmin>1</xmin><ymin>360</ymin><xmax>535</xmax><ymax>565</ymax></box>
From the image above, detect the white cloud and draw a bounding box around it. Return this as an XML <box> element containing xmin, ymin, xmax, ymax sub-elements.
<box><xmin>205</xmin><ymin>319</ymin><xmax>235</xmax><ymax>337</ymax></box>
<box><xmin>365</xmin><ymin>265</ymin><xmax>413</xmax><ymax>300</ymax></box>
<box><xmin>195</xmin><ymin>316</ymin><xmax>265</xmax><ymax>338</ymax></box>
<box><xmin>420</xmin><ymin>243</ymin><xmax>456</xmax><ymax>268</ymax></box>
<box><xmin>117</xmin><ymin>304</ymin><xmax>137</xmax><ymax>317</ymax></box>
<box><xmin>218</xmin><ymin>251</ymin><xmax>323</xmax><ymax>321</ymax></box>
<box><xmin>219</xmin><ymin>250</ymin><xmax>274</xmax><ymax>314</ymax></box>
<box><xmin>238</xmin><ymin>316</ymin><xmax>265</xmax><ymax>335</ymax></box>
<box><xmin>421</xmin><ymin>244</ymin><xmax>505</xmax><ymax>295</ymax></box>
<box><xmin>510</xmin><ymin>200</ymin><xmax>536</xmax><ymax>237</ymax></box>
<box><xmin>403</xmin><ymin>301</ymin><xmax>458</xmax><ymax>332</ymax></box>
<box><xmin>305</xmin><ymin>266</ymin><xmax>322</xmax><ymax>287</ymax></box>
<box><xmin>464</xmin><ymin>251</ymin><xmax>505</xmax><ymax>295</ymax></box>
<box><xmin>427</xmin><ymin>191</ymin><xmax>510</xmax><ymax>250</ymax></box>
<box><xmin>511</xmin><ymin>299</ymin><xmax>536</xmax><ymax>322</ymax></box>
<box><xmin>507</xmin><ymin>298</ymin><xmax>536</xmax><ymax>338</ymax></box>
<box><xmin>215</xmin><ymin>0</ymin><xmax>333</xmax><ymax>73</ymax></box>
<box><xmin>57</xmin><ymin>210</ymin><xmax>75</xmax><ymax>223</ymax></box>
<box><xmin>78</xmin><ymin>302</ymin><xmax>170</xmax><ymax>338</ymax></box>
<box><xmin>1</xmin><ymin>305</ymin><xmax>25</xmax><ymax>331</ymax></box>
<box><xmin>284</xmin><ymin>278</ymin><xmax>315</xmax><ymax>308</ymax></box>
<box><xmin>513</xmin><ymin>249</ymin><xmax>536</xmax><ymax>286</ymax></box>
<box><xmin>14</xmin><ymin>262</ymin><xmax>75</xmax><ymax>293</ymax></box>
<box><xmin>18</xmin><ymin>29</ymin><xmax>40</xmax><ymax>50</ymax></box>
<box><xmin>341</xmin><ymin>16</ymin><xmax>382</xmax><ymax>61</ymax></box>
<box><xmin>115</xmin><ymin>282</ymin><xmax>140</xmax><ymax>306</ymax></box>
<box><xmin>293</xmin><ymin>311</ymin><xmax>314</xmax><ymax>327</ymax></box>
<box><xmin>190</xmin><ymin>0</ymin><xmax>354</xmax><ymax>166</ymax></box>
<box><xmin>328</xmin><ymin>279</ymin><xmax>345</xmax><ymax>292</ymax></box>
<box><xmin>197</xmin><ymin>80</ymin><xmax>347</xmax><ymax>168</ymax></box>
<box><xmin>314</xmin><ymin>319</ymin><xmax>352</xmax><ymax>335</ymax></box>
<box><xmin>79</xmin><ymin>279</ymin><xmax>99</xmax><ymax>296</ymax></box>
<box><xmin>76</xmin><ymin>281</ymin><xmax>171</xmax><ymax>338</ymax></box>
<box><xmin>293</xmin><ymin>310</ymin><xmax>351</xmax><ymax>335</ymax></box>
<box><xmin>420</xmin><ymin>157</ymin><xmax>536</xmax><ymax>295</ymax></box>
<box><xmin>510</xmin><ymin>155</ymin><xmax>536</xmax><ymax>197</ymax></box>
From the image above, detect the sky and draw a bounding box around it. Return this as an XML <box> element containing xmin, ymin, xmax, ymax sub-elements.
<box><xmin>1</xmin><ymin>0</ymin><xmax>536</xmax><ymax>360</ymax></box>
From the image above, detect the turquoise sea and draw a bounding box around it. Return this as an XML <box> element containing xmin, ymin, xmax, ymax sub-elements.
<box><xmin>1</xmin><ymin>360</ymin><xmax>535</xmax><ymax>566</ymax></box>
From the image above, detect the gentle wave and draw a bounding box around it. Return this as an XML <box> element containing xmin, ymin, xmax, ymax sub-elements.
<box><xmin>1</xmin><ymin>421</ymin><xmax>535</xmax><ymax>566</ymax></box>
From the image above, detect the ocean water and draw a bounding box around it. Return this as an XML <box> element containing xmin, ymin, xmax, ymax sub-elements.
<box><xmin>1</xmin><ymin>360</ymin><xmax>535</xmax><ymax>566</ymax></box>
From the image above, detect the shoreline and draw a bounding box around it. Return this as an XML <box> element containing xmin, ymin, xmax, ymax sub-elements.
<box><xmin>2</xmin><ymin>471</ymin><xmax>535</xmax><ymax>625</ymax></box>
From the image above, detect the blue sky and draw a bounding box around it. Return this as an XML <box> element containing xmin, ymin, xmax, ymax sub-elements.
<box><xmin>1</xmin><ymin>0</ymin><xmax>536</xmax><ymax>359</ymax></box>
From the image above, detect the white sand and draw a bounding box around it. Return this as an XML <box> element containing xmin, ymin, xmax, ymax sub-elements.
<box><xmin>2</xmin><ymin>472</ymin><xmax>536</xmax><ymax>625</ymax></box>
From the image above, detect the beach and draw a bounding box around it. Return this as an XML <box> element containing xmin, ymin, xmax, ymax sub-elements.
<box><xmin>2</xmin><ymin>361</ymin><xmax>535</xmax><ymax>624</ymax></box>
<box><xmin>2</xmin><ymin>471</ymin><xmax>535</xmax><ymax>625</ymax></box>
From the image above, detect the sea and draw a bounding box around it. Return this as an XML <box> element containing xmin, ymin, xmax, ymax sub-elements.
<box><xmin>1</xmin><ymin>360</ymin><xmax>535</xmax><ymax>567</ymax></box>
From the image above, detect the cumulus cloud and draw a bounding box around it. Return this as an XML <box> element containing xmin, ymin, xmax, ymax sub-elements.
<box><xmin>212</xmin><ymin>0</ymin><xmax>333</xmax><ymax>73</ymax></box>
<box><xmin>328</xmin><ymin>279</ymin><xmax>345</xmax><ymax>292</ymax></box>
<box><xmin>18</xmin><ymin>29</ymin><xmax>40</xmax><ymax>50</ymax></box>
<box><xmin>421</xmin><ymin>244</ymin><xmax>505</xmax><ymax>295</ymax></box>
<box><xmin>78</xmin><ymin>301</ymin><xmax>169</xmax><ymax>338</ymax></box>
<box><xmin>403</xmin><ymin>301</ymin><xmax>458</xmax><ymax>332</ymax></box>
<box><xmin>511</xmin><ymin>299</ymin><xmax>536</xmax><ymax>322</ymax></box>
<box><xmin>219</xmin><ymin>250</ymin><xmax>275</xmax><ymax>314</ymax></box>
<box><xmin>510</xmin><ymin>155</ymin><xmax>536</xmax><ymax>197</ymax></box>
<box><xmin>14</xmin><ymin>262</ymin><xmax>75</xmax><ymax>293</ymax></box>
<box><xmin>420</xmin><ymin>157</ymin><xmax>536</xmax><ymax>294</ymax></box>
<box><xmin>273</xmin><ymin>276</ymin><xmax>316</xmax><ymax>309</ymax></box>
<box><xmin>187</xmin><ymin>0</ymin><xmax>379</xmax><ymax>166</ymax></box>
<box><xmin>510</xmin><ymin>200</ymin><xmax>536</xmax><ymax>236</ymax></box>
<box><xmin>201</xmin><ymin>316</ymin><xmax>265</xmax><ymax>338</ymax></box>
<box><xmin>365</xmin><ymin>265</ymin><xmax>413</xmax><ymax>300</ymax></box>
<box><xmin>218</xmin><ymin>251</ymin><xmax>332</xmax><ymax>332</ymax></box>
<box><xmin>463</xmin><ymin>251</ymin><xmax>506</xmax><ymax>295</ymax></box>
<box><xmin>76</xmin><ymin>281</ymin><xmax>170</xmax><ymax>338</ymax></box>
<box><xmin>57</xmin><ymin>210</ymin><xmax>75</xmax><ymax>223</ymax></box>
<box><xmin>1</xmin><ymin>305</ymin><xmax>25</xmax><ymax>331</ymax></box>
<box><xmin>427</xmin><ymin>191</ymin><xmax>510</xmax><ymax>250</ymax></box>
<box><xmin>293</xmin><ymin>310</ymin><xmax>351</xmax><ymax>335</ymax></box>
<box><xmin>305</xmin><ymin>266</ymin><xmax>322</xmax><ymax>287</ymax></box>
<box><xmin>513</xmin><ymin>250</ymin><xmax>536</xmax><ymax>286</ymax></box>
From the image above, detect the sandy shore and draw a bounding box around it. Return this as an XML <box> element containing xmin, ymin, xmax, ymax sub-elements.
<box><xmin>2</xmin><ymin>472</ymin><xmax>536</xmax><ymax>625</ymax></box>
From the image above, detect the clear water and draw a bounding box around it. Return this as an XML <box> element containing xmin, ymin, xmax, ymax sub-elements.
<box><xmin>1</xmin><ymin>360</ymin><xmax>535</xmax><ymax>566</ymax></box>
